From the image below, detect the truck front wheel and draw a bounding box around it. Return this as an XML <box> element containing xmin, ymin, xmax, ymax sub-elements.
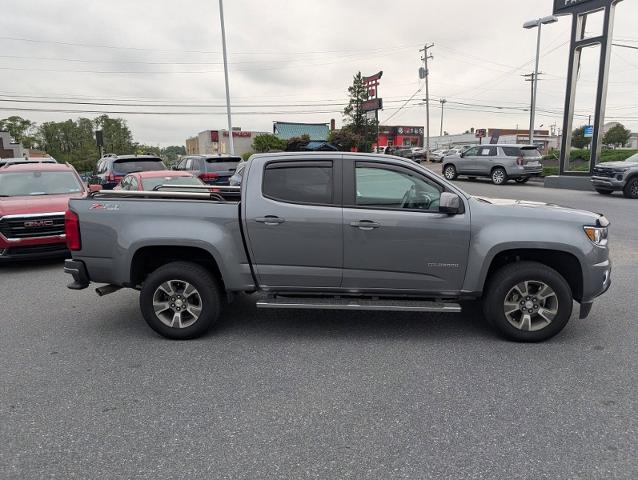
<box><xmin>483</xmin><ymin>261</ymin><xmax>573</xmax><ymax>342</ymax></box>
<box><xmin>139</xmin><ymin>261</ymin><xmax>221</xmax><ymax>340</ymax></box>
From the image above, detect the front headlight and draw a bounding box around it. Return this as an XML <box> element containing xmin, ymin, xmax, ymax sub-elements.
<box><xmin>584</xmin><ymin>226</ymin><xmax>608</xmax><ymax>246</ymax></box>
<box><xmin>613</xmin><ymin>167</ymin><xmax>630</xmax><ymax>173</ymax></box>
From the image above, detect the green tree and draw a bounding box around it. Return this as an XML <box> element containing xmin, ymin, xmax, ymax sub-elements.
<box><xmin>37</xmin><ymin>117</ymin><xmax>99</xmax><ymax>171</ymax></box>
<box><xmin>571</xmin><ymin>126</ymin><xmax>591</xmax><ymax>149</ymax></box>
<box><xmin>161</xmin><ymin>145</ymin><xmax>186</xmax><ymax>163</ymax></box>
<box><xmin>328</xmin><ymin>126</ymin><xmax>359</xmax><ymax>151</ymax></box>
<box><xmin>252</xmin><ymin>133</ymin><xmax>286</xmax><ymax>152</ymax></box>
<box><xmin>94</xmin><ymin>115</ymin><xmax>134</xmax><ymax>154</ymax></box>
<box><xmin>603</xmin><ymin>123</ymin><xmax>631</xmax><ymax>147</ymax></box>
<box><xmin>342</xmin><ymin>72</ymin><xmax>377</xmax><ymax>152</ymax></box>
<box><xmin>0</xmin><ymin>115</ymin><xmax>37</xmax><ymax>147</ymax></box>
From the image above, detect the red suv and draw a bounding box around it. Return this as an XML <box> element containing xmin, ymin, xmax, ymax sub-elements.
<box><xmin>0</xmin><ymin>162</ymin><xmax>98</xmax><ymax>261</ymax></box>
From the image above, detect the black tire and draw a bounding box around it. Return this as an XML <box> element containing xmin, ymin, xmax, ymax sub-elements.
<box><xmin>515</xmin><ymin>177</ymin><xmax>530</xmax><ymax>184</ymax></box>
<box><xmin>483</xmin><ymin>261</ymin><xmax>573</xmax><ymax>342</ymax></box>
<box><xmin>491</xmin><ymin>167</ymin><xmax>508</xmax><ymax>185</ymax></box>
<box><xmin>139</xmin><ymin>261</ymin><xmax>221</xmax><ymax>340</ymax></box>
<box><xmin>443</xmin><ymin>164</ymin><xmax>457</xmax><ymax>180</ymax></box>
<box><xmin>623</xmin><ymin>177</ymin><xmax>638</xmax><ymax>199</ymax></box>
<box><xmin>595</xmin><ymin>188</ymin><xmax>613</xmax><ymax>195</ymax></box>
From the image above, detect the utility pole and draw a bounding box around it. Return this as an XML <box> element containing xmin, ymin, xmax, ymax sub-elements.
<box><xmin>420</xmin><ymin>44</ymin><xmax>434</xmax><ymax>161</ymax></box>
<box><xmin>218</xmin><ymin>0</ymin><xmax>235</xmax><ymax>155</ymax></box>
<box><xmin>439</xmin><ymin>98</ymin><xmax>447</xmax><ymax>137</ymax></box>
<box><xmin>523</xmin><ymin>72</ymin><xmax>542</xmax><ymax>145</ymax></box>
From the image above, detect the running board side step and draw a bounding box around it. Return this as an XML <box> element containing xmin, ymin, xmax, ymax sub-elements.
<box><xmin>256</xmin><ymin>297</ymin><xmax>462</xmax><ymax>313</ymax></box>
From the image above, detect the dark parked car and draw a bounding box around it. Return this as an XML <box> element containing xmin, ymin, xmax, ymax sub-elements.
<box><xmin>175</xmin><ymin>155</ymin><xmax>241</xmax><ymax>185</ymax></box>
<box><xmin>91</xmin><ymin>154</ymin><xmax>166</xmax><ymax>190</ymax></box>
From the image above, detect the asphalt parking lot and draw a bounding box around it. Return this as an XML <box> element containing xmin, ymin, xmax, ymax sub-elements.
<box><xmin>1</xmin><ymin>179</ymin><xmax>637</xmax><ymax>479</ymax></box>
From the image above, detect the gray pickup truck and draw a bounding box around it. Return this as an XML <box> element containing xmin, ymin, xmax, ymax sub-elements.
<box><xmin>591</xmin><ymin>152</ymin><xmax>638</xmax><ymax>198</ymax></box>
<box><xmin>64</xmin><ymin>152</ymin><xmax>611</xmax><ymax>342</ymax></box>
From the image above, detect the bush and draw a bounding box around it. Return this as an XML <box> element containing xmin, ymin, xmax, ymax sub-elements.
<box><xmin>241</xmin><ymin>152</ymin><xmax>253</xmax><ymax>161</ymax></box>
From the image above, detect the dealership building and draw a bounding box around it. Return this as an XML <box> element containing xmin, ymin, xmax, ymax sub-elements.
<box><xmin>185</xmin><ymin>128</ymin><xmax>268</xmax><ymax>157</ymax></box>
<box><xmin>429</xmin><ymin>128</ymin><xmax>559</xmax><ymax>154</ymax></box>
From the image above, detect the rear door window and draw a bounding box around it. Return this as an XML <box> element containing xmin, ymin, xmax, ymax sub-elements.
<box><xmin>479</xmin><ymin>147</ymin><xmax>497</xmax><ymax>156</ymax></box>
<box><xmin>112</xmin><ymin>159</ymin><xmax>166</xmax><ymax>175</ymax></box>
<box><xmin>263</xmin><ymin>161</ymin><xmax>333</xmax><ymax>205</ymax></box>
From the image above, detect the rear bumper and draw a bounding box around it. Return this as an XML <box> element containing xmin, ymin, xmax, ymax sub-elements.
<box><xmin>64</xmin><ymin>259</ymin><xmax>90</xmax><ymax>290</ymax></box>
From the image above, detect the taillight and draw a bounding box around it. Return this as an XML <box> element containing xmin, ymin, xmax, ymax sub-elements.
<box><xmin>65</xmin><ymin>210</ymin><xmax>81</xmax><ymax>251</ymax></box>
<box><xmin>199</xmin><ymin>172</ymin><xmax>219</xmax><ymax>182</ymax></box>
<box><xmin>516</xmin><ymin>157</ymin><xmax>525</xmax><ymax>166</ymax></box>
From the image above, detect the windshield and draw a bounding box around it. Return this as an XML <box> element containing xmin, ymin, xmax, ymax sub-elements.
<box><xmin>0</xmin><ymin>171</ymin><xmax>83</xmax><ymax>196</ymax></box>
<box><xmin>142</xmin><ymin>176</ymin><xmax>204</xmax><ymax>190</ymax></box>
<box><xmin>624</xmin><ymin>153</ymin><xmax>638</xmax><ymax>163</ymax></box>
<box><xmin>113</xmin><ymin>159</ymin><xmax>166</xmax><ymax>174</ymax></box>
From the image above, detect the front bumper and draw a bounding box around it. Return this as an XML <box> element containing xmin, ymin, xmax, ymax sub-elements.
<box><xmin>591</xmin><ymin>176</ymin><xmax>625</xmax><ymax>191</ymax></box>
<box><xmin>64</xmin><ymin>259</ymin><xmax>90</xmax><ymax>290</ymax></box>
<box><xmin>0</xmin><ymin>243</ymin><xmax>68</xmax><ymax>262</ymax></box>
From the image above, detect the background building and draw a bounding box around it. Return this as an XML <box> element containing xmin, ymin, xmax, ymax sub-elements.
<box><xmin>185</xmin><ymin>128</ymin><xmax>268</xmax><ymax>157</ymax></box>
<box><xmin>429</xmin><ymin>128</ymin><xmax>558</xmax><ymax>154</ymax></box>
<box><xmin>273</xmin><ymin>122</ymin><xmax>330</xmax><ymax>141</ymax></box>
<box><xmin>0</xmin><ymin>131</ymin><xmax>25</xmax><ymax>158</ymax></box>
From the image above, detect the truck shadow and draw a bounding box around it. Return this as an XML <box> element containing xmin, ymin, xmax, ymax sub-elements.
<box><xmin>0</xmin><ymin>258</ymin><xmax>65</xmax><ymax>272</ymax></box>
<box><xmin>212</xmin><ymin>294</ymin><xmax>495</xmax><ymax>342</ymax></box>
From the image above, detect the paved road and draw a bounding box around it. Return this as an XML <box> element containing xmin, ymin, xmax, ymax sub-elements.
<box><xmin>1</xmin><ymin>181</ymin><xmax>636</xmax><ymax>479</ymax></box>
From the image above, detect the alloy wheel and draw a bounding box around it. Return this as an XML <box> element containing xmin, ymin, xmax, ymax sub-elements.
<box><xmin>503</xmin><ymin>280</ymin><xmax>558</xmax><ymax>332</ymax></box>
<box><xmin>492</xmin><ymin>169</ymin><xmax>506</xmax><ymax>185</ymax></box>
<box><xmin>152</xmin><ymin>280</ymin><xmax>203</xmax><ymax>329</ymax></box>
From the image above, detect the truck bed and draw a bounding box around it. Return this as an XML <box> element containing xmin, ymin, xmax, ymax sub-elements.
<box><xmin>68</xmin><ymin>193</ymin><xmax>255</xmax><ymax>291</ymax></box>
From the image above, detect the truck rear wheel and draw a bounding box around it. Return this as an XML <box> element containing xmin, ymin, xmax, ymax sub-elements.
<box><xmin>139</xmin><ymin>261</ymin><xmax>221</xmax><ymax>339</ymax></box>
<box><xmin>483</xmin><ymin>261</ymin><xmax>573</xmax><ymax>342</ymax></box>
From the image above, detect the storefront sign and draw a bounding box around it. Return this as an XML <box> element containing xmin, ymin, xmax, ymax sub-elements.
<box><xmin>553</xmin><ymin>0</ymin><xmax>617</xmax><ymax>15</ymax></box>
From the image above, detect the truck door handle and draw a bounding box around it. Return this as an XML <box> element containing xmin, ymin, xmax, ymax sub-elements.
<box><xmin>350</xmin><ymin>220</ymin><xmax>380</xmax><ymax>231</ymax></box>
<box><xmin>255</xmin><ymin>216</ymin><xmax>285</xmax><ymax>226</ymax></box>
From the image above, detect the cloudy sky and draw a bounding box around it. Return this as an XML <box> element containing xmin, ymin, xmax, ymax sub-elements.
<box><xmin>1</xmin><ymin>0</ymin><xmax>637</xmax><ymax>147</ymax></box>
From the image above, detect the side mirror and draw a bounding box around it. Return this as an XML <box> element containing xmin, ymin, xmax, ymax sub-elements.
<box><xmin>89</xmin><ymin>184</ymin><xmax>103</xmax><ymax>193</ymax></box>
<box><xmin>439</xmin><ymin>192</ymin><xmax>461</xmax><ymax>215</ymax></box>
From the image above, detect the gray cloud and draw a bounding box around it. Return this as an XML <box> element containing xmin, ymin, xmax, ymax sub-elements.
<box><xmin>0</xmin><ymin>0</ymin><xmax>636</xmax><ymax>146</ymax></box>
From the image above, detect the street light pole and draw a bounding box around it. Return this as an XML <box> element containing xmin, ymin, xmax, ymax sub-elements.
<box><xmin>524</xmin><ymin>15</ymin><xmax>557</xmax><ymax>147</ymax></box>
<box><xmin>439</xmin><ymin>98</ymin><xmax>446</xmax><ymax>137</ymax></box>
<box><xmin>530</xmin><ymin>24</ymin><xmax>542</xmax><ymax>145</ymax></box>
<box><xmin>218</xmin><ymin>0</ymin><xmax>235</xmax><ymax>155</ymax></box>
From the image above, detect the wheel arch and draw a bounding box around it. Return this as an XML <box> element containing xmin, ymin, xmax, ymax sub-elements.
<box><xmin>481</xmin><ymin>248</ymin><xmax>584</xmax><ymax>302</ymax></box>
<box><xmin>130</xmin><ymin>245</ymin><xmax>226</xmax><ymax>291</ymax></box>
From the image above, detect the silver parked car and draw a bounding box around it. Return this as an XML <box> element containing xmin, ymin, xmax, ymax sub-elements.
<box><xmin>442</xmin><ymin>144</ymin><xmax>543</xmax><ymax>185</ymax></box>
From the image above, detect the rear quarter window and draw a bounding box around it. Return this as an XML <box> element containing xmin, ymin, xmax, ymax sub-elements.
<box><xmin>502</xmin><ymin>147</ymin><xmax>521</xmax><ymax>157</ymax></box>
